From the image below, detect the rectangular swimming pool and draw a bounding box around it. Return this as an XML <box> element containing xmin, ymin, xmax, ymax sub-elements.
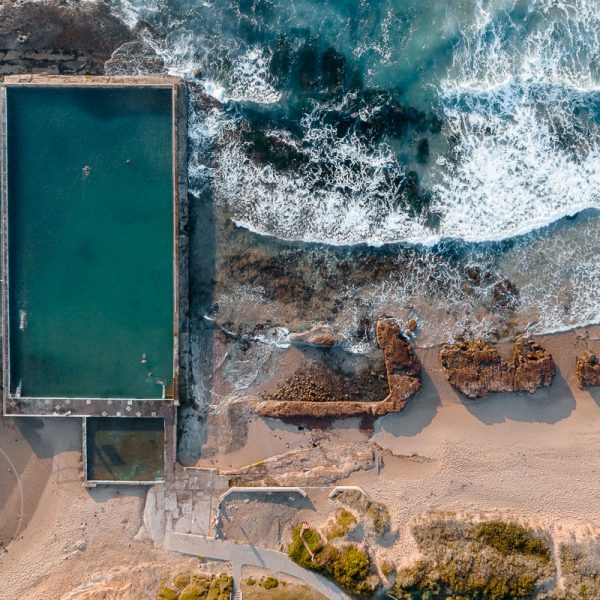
<box><xmin>1</xmin><ymin>78</ymin><xmax>181</xmax><ymax>401</ymax></box>
<box><xmin>85</xmin><ymin>417</ymin><xmax>165</xmax><ymax>482</ymax></box>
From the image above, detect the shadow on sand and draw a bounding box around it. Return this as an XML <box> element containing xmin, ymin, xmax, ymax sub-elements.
<box><xmin>374</xmin><ymin>368</ymin><xmax>441</xmax><ymax>437</ymax></box>
<box><xmin>14</xmin><ymin>417</ymin><xmax>80</xmax><ymax>459</ymax></box>
<box><xmin>462</xmin><ymin>365</ymin><xmax>576</xmax><ymax>425</ymax></box>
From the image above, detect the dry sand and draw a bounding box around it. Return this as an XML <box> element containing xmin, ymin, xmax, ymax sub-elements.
<box><xmin>2</xmin><ymin>326</ymin><xmax>600</xmax><ymax>598</ymax></box>
<box><xmin>198</xmin><ymin>327</ymin><xmax>600</xmax><ymax>564</ymax></box>
<box><xmin>0</xmin><ymin>417</ymin><xmax>200</xmax><ymax>600</ymax></box>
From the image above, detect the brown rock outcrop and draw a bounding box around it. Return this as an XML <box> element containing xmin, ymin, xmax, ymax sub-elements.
<box><xmin>576</xmin><ymin>351</ymin><xmax>600</xmax><ymax>388</ymax></box>
<box><xmin>254</xmin><ymin>318</ymin><xmax>421</xmax><ymax>418</ymax></box>
<box><xmin>288</xmin><ymin>324</ymin><xmax>345</xmax><ymax>348</ymax></box>
<box><xmin>0</xmin><ymin>0</ymin><xmax>132</xmax><ymax>76</ymax></box>
<box><xmin>439</xmin><ymin>336</ymin><xmax>554</xmax><ymax>399</ymax></box>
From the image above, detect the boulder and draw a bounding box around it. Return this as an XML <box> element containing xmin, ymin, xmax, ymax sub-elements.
<box><xmin>288</xmin><ymin>324</ymin><xmax>345</xmax><ymax>348</ymax></box>
<box><xmin>104</xmin><ymin>39</ymin><xmax>166</xmax><ymax>76</ymax></box>
<box><xmin>254</xmin><ymin>318</ymin><xmax>421</xmax><ymax>418</ymax></box>
<box><xmin>439</xmin><ymin>336</ymin><xmax>554</xmax><ymax>399</ymax></box>
<box><xmin>576</xmin><ymin>351</ymin><xmax>600</xmax><ymax>388</ymax></box>
<box><xmin>492</xmin><ymin>278</ymin><xmax>519</xmax><ymax>310</ymax></box>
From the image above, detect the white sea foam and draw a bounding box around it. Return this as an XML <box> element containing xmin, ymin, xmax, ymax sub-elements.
<box><xmin>109</xmin><ymin>0</ymin><xmax>600</xmax><ymax>343</ymax></box>
<box><xmin>212</xmin><ymin>108</ymin><xmax>434</xmax><ymax>246</ymax></box>
<box><xmin>205</xmin><ymin>0</ymin><xmax>600</xmax><ymax>246</ymax></box>
<box><xmin>226</xmin><ymin>47</ymin><xmax>282</xmax><ymax>104</ymax></box>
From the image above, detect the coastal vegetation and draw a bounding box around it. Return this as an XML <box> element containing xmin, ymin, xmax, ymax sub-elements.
<box><xmin>392</xmin><ymin>516</ymin><xmax>553</xmax><ymax>599</ymax></box>
<box><xmin>287</xmin><ymin>524</ymin><xmax>377</xmax><ymax>598</ymax></box>
<box><xmin>541</xmin><ymin>540</ymin><xmax>600</xmax><ymax>600</ymax></box>
<box><xmin>242</xmin><ymin>575</ymin><xmax>328</xmax><ymax>600</ymax></box>
<box><xmin>157</xmin><ymin>572</ymin><xmax>233</xmax><ymax>600</ymax></box>
<box><xmin>323</xmin><ymin>508</ymin><xmax>358</xmax><ymax>540</ymax></box>
<box><xmin>332</xmin><ymin>488</ymin><xmax>391</xmax><ymax>536</ymax></box>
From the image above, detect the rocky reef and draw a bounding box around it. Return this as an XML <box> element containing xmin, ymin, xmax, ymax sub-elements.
<box><xmin>575</xmin><ymin>351</ymin><xmax>600</xmax><ymax>388</ymax></box>
<box><xmin>0</xmin><ymin>0</ymin><xmax>132</xmax><ymax>75</ymax></box>
<box><xmin>254</xmin><ymin>318</ymin><xmax>421</xmax><ymax>418</ymax></box>
<box><xmin>439</xmin><ymin>336</ymin><xmax>554</xmax><ymax>399</ymax></box>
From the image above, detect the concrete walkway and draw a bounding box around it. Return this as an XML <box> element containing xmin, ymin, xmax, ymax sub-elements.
<box><xmin>165</xmin><ymin>531</ymin><xmax>351</xmax><ymax>600</ymax></box>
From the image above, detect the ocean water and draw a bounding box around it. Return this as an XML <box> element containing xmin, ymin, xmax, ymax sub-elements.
<box><xmin>108</xmin><ymin>0</ymin><xmax>600</xmax><ymax>347</ymax></box>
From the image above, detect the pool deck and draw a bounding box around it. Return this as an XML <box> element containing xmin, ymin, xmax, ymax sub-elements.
<box><xmin>1</xmin><ymin>75</ymin><xmax>189</xmax><ymax>420</ymax></box>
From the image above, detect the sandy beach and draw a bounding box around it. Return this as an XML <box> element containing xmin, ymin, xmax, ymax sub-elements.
<box><xmin>195</xmin><ymin>325</ymin><xmax>600</xmax><ymax>563</ymax></box>
<box><xmin>0</xmin><ymin>418</ymin><xmax>197</xmax><ymax>600</ymax></box>
<box><xmin>2</xmin><ymin>326</ymin><xmax>600</xmax><ymax>597</ymax></box>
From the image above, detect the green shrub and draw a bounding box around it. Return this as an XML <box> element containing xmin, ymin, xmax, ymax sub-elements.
<box><xmin>207</xmin><ymin>573</ymin><xmax>233</xmax><ymax>600</ymax></box>
<box><xmin>158</xmin><ymin>588</ymin><xmax>179</xmax><ymax>600</ymax></box>
<box><xmin>246</xmin><ymin>577</ymin><xmax>257</xmax><ymax>586</ymax></box>
<box><xmin>331</xmin><ymin>545</ymin><xmax>370</xmax><ymax>586</ymax></box>
<box><xmin>393</xmin><ymin>517</ymin><xmax>554</xmax><ymax>600</ymax></box>
<box><xmin>288</xmin><ymin>525</ymin><xmax>374</xmax><ymax>598</ymax></box>
<box><xmin>475</xmin><ymin>521</ymin><xmax>551</xmax><ymax>561</ymax></box>
<box><xmin>179</xmin><ymin>585</ymin><xmax>204</xmax><ymax>600</ymax></box>
<box><xmin>174</xmin><ymin>574</ymin><xmax>191</xmax><ymax>589</ymax></box>
<box><xmin>288</xmin><ymin>525</ymin><xmax>323</xmax><ymax>568</ymax></box>
<box><xmin>324</xmin><ymin>509</ymin><xmax>358</xmax><ymax>540</ymax></box>
<box><xmin>262</xmin><ymin>576</ymin><xmax>279</xmax><ymax>589</ymax></box>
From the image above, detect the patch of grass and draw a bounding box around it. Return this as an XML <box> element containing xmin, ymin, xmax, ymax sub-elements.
<box><xmin>243</xmin><ymin>581</ymin><xmax>327</xmax><ymax>600</ymax></box>
<box><xmin>540</xmin><ymin>540</ymin><xmax>600</xmax><ymax>600</ymax></box>
<box><xmin>287</xmin><ymin>525</ymin><xmax>376</xmax><ymax>598</ymax></box>
<box><xmin>380</xmin><ymin>559</ymin><xmax>395</xmax><ymax>578</ymax></box>
<box><xmin>475</xmin><ymin>521</ymin><xmax>551</xmax><ymax>561</ymax></box>
<box><xmin>324</xmin><ymin>508</ymin><xmax>358</xmax><ymax>540</ymax></box>
<box><xmin>156</xmin><ymin>573</ymin><xmax>233</xmax><ymax>600</ymax></box>
<box><xmin>392</xmin><ymin>517</ymin><xmax>554</xmax><ymax>600</ymax></box>
<box><xmin>262</xmin><ymin>576</ymin><xmax>279</xmax><ymax>589</ymax></box>
<box><xmin>179</xmin><ymin>586</ymin><xmax>206</xmax><ymax>600</ymax></box>
<box><xmin>367</xmin><ymin>502</ymin><xmax>390</xmax><ymax>536</ymax></box>
<box><xmin>333</xmin><ymin>489</ymin><xmax>390</xmax><ymax>536</ymax></box>
<box><xmin>174</xmin><ymin>574</ymin><xmax>191</xmax><ymax>589</ymax></box>
<box><xmin>207</xmin><ymin>573</ymin><xmax>234</xmax><ymax>600</ymax></box>
<box><xmin>158</xmin><ymin>588</ymin><xmax>179</xmax><ymax>600</ymax></box>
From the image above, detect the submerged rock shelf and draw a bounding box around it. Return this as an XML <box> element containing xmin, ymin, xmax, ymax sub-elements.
<box><xmin>254</xmin><ymin>319</ymin><xmax>421</xmax><ymax>418</ymax></box>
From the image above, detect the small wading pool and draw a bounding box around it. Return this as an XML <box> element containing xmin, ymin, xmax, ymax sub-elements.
<box><xmin>85</xmin><ymin>417</ymin><xmax>164</xmax><ymax>482</ymax></box>
<box><xmin>2</xmin><ymin>83</ymin><xmax>176</xmax><ymax>400</ymax></box>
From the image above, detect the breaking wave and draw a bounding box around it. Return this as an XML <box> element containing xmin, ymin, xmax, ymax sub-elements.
<box><xmin>197</xmin><ymin>0</ymin><xmax>600</xmax><ymax>246</ymax></box>
<box><xmin>108</xmin><ymin>0</ymin><xmax>600</xmax><ymax>340</ymax></box>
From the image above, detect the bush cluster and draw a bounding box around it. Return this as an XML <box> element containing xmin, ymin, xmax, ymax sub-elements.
<box><xmin>157</xmin><ymin>573</ymin><xmax>233</xmax><ymax>600</ymax></box>
<box><xmin>393</xmin><ymin>518</ymin><xmax>553</xmax><ymax>600</ymax></box>
<box><xmin>287</xmin><ymin>525</ymin><xmax>375</xmax><ymax>598</ymax></box>
<box><xmin>333</xmin><ymin>489</ymin><xmax>391</xmax><ymax>536</ymax></box>
<box><xmin>324</xmin><ymin>508</ymin><xmax>358</xmax><ymax>540</ymax></box>
<box><xmin>475</xmin><ymin>521</ymin><xmax>551</xmax><ymax>561</ymax></box>
<box><xmin>540</xmin><ymin>541</ymin><xmax>600</xmax><ymax>600</ymax></box>
<box><xmin>262</xmin><ymin>576</ymin><xmax>279</xmax><ymax>589</ymax></box>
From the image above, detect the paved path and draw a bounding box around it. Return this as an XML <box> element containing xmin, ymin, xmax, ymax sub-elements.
<box><xmin>165</xmin><ymin>531</ymin><xmax>351</xmax><ymax>600</ymax></box>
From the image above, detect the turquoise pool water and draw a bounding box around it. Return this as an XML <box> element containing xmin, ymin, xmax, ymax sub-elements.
<box><xmin>5</xmin><ymin>86</ymin><xmax>174</xmax><ymax>398</ymax></box>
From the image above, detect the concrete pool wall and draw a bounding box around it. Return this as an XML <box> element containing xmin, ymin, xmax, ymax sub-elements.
<box><xmin>1</xmin><ymin>75</ymin><xmax>188</xmax><ymax>421</ymax></box>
